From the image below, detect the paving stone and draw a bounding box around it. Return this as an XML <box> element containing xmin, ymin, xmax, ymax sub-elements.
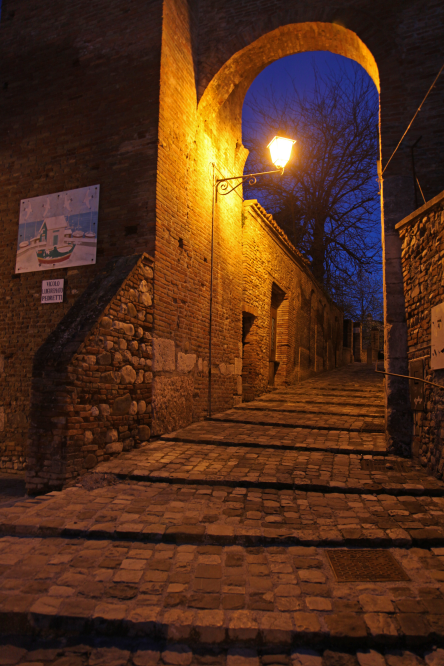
<box><xmin>290</xmin><ymin>650</ymin><xmax>323</xmax><ymax>665</ymax></box>
<box><xmin>2</xmin><ymin>366</ymin><xmax>444</xmax><ymax>657</ymax></box>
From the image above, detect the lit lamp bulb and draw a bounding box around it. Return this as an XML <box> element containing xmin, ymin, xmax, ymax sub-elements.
<box><xmin>267</xmin><ymin>135</ymin><xmax>296</xmax><ymax>170</ymax></box>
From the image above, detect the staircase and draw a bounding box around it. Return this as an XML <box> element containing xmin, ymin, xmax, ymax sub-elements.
<box><xmin>1</xmin><ymin>364</ymin><xmax>444</xmax><ymax>664</ymax></box>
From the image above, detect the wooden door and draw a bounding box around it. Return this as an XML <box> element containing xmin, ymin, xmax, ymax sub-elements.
<box><xmin>269</xmin><ymin>306</ymin><xmax>277</xmax><ymax>385</ymax></box>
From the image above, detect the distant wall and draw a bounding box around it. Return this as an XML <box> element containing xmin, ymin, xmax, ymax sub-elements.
<box><xmin>241</xmin><ymin>200</ymin><xmax>343</xmax><ymax>402</ymax></box>
<box><xmin>397</xmin><ymin>190</ymin><xmax>444</xmax><ymax>469</ymax></box>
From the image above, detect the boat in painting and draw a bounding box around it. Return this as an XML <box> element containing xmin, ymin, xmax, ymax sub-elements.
<box><xmin>37</xmin><ymin>244</ymin><xmax>75</xmax><ymax>266</ymax></box>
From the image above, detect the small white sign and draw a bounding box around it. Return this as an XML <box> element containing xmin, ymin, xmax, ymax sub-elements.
<box><xmin>41</xmin><ymin>279</ymin><xmax>64</xmax><ymax>304</ymax></box>
<box><xmin>431</xmin><ymin>302</ymin><xmax>444</xmax><ymax>370</ymax></box>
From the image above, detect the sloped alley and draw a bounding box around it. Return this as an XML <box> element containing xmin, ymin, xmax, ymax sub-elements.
<box><xmin>1</xmin><ymin>365</ymin><xmax>444</xmax><ymax>664</ymax></box>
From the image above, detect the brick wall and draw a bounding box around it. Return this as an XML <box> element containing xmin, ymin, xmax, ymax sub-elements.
<box><xmin>27</xmin><ymin>254</ymin><xmax>154</xmax><ymax>493</ymax></box>
<box><xmin>0</xmin><ymin>0</ymin><xmax>162</xmax><ymax>468</ymax></box>
<box><xmin>397</xmin><ymin>190</ymin><xmax>444</xmax><ymax>468</ymax></box>
<box><xmin>242</xmin><ymin>201</ymin><xmax>343</xmax><ymax>401</ymax></box>
<box><xmin>2</xmin><ymin>0</ymin><xmax>444</xmax><ymax>465</ymax></box>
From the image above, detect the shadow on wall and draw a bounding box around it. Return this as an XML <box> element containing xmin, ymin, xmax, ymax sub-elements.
<box><xmin>27</xmin><ymin>254</ymin><xmax>154</xmax><ymax>494</ymax></box>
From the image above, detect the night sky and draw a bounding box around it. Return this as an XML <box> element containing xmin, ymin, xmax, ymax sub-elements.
<box><xmin>242</xmin><ymin>51</ymin><xmax>383</xmax><ymax>282</ymax></box>
<box><xmin>242</xmin><ymin>51</ymin><xmax>376</xmax><ymax>150</ymax></box>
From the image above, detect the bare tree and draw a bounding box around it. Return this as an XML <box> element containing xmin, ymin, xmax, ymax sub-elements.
<box><xmin>334</xmin><ymin>267</ymin><xmax>383</xmax><ymax>323</ymax></box>
<box><xmin>243</xmin><ymin>61</ymin><xmax>381</xmax><ymax>293</ymax></box>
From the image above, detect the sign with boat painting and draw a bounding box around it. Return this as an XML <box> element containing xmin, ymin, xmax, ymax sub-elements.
<box><xmin>15</xmin><ymin>185</ymin><xmax>100</xmax><ymax>274</ymax></box>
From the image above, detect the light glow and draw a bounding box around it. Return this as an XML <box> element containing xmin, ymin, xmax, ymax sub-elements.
<box><xmin>267</xmin><ymin>135</ymin><xmax>296</xmax><ymax>169</ymax></box>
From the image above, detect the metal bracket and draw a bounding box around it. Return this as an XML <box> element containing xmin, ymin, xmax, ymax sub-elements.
<box><xmin>215</xmin><ymin>168</ymin><xmax>284</xmax><ymax>199</ymax></box>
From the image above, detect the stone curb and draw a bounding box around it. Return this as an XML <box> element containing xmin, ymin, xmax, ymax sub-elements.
<box><xmin>160</xmin><ymin>435</ymin><xmax>388</xmax><ymax>456</ymax></box>
<box><xmin>209</xmin><ymin>417</ymin><xmax>385</xmax><ymax>434</ymax></box>
<box><xmin>2</xmin><ymin>520</ymin><xmax>443</xmax><ymax>547</ymax></box>
<box><xmin>0</xmin><ymin>605</ymin><xmax>442</xmax><ymax>650</ymax></box>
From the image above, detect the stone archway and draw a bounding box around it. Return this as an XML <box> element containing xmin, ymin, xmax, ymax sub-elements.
<box><xmin>155</xmin><ymin>14</ymin><xmax>413</xmax><ymax>453</ymax></box>
<box><xmin>198</xmin><ymin>22</ymin><xmax>379</xmax><ymax>123</ymax></box>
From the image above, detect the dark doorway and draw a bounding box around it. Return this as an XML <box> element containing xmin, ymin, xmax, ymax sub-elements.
<box><xmin>269</xmin><ymin>305</ymin><xmax>277</xmax><ymax>385</ymax></box>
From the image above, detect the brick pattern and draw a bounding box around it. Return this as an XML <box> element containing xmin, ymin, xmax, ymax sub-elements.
<box><xmin>26</xmin><ymin>254</ymin><xmax>154</xmax><ymax>493</ymax></box>
<box><xmin>242</xmin><ymin>202</ymin><xmax>343</xmax><ymax>401</ymax></box>
<box><xmin>0</xmin><ymin>0</ymin><xmax>162</xmax><ymax>469</ymax></box>
<box><xmin>397</xmin><ymin>192</ymin><xmax>444</xmax><ymax>473</ymax></box>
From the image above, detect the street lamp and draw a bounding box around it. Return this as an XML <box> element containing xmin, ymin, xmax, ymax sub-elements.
<box><xmin>215</xmin><ymin>135</ymin><xmax>296</xmax><ymax>199</ymax></box>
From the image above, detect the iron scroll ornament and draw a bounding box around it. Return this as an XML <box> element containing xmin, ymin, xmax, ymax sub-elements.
<box><xmin>215</xmin><ymin>167</ymin><xmax>284</xmax><ymax>199</ymax></box>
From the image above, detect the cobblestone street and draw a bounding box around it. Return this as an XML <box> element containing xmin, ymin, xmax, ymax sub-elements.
<box><xmin>2</xmin><ymin>365</ymin><xmax>444</xmax><ymax>664</ymax></box>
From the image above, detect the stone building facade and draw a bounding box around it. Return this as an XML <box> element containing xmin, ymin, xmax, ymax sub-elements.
<box><xmin>397</xmin><ymin>190</ymin><xmax>444</xmax><ymax>468</ymax></box>
<box><xmin>1</xmin><ymin>0</ymin><xmax>444</xmax><ymax>475</ymax></box>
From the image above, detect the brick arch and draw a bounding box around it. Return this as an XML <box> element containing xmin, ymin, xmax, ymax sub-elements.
<box><xmin>198</xmin><ymin>22</ymin><xmax>380</xmax><ymax>123</ymax></box>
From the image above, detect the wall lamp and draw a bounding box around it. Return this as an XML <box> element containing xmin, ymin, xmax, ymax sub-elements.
<box><xmin>215</xmin><ymin>135</ymin><xmax>296</xmax><ymax>199</ymax></box>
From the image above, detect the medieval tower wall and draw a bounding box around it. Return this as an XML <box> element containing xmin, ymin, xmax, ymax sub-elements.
<box><xmin>1</xmin><ymin>0</ymin><xmax>443</xmax><ymax>471</ymax></box>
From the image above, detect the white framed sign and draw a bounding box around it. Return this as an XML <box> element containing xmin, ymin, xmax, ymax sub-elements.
<box><xmin>41</xmin><ymin>279</ymin><xmax>64</xmax><ymax>304</ymax></box>
<box><xmin>15</xmin><ymin>185</ymin><xmax>100</xmax><ymax>274</ymax></box>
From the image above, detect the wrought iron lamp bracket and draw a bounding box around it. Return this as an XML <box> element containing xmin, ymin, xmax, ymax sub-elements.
<box><xmin>215</xmin><ymin>168</ymin><xmax>284</xmax><ymax>199</ymax></box>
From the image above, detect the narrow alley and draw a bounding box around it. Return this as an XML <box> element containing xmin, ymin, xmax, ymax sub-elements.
<box><xmin>1</xmin><ymin>365</ymin><xmax>444</xmax><ymax>665</ymax></box>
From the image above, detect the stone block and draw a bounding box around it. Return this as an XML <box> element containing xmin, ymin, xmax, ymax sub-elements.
<box><xmin>112</xmin><ymin>394</ymin><xmax>132</xmax><ymax>415</ymax></box>
<box><xmin>364</xmin><ymin>613</ymin><xmax>398</xmax><ymax>642</ymax></box>
<box><xmin>291</xmin><ymin>649</ymin><xmax>323</xmax><ymax>666</ymax></box>
<box><xmin>97</xmin><ymin>352</ymin><xmax>112</xmax><ymax>366</ymax></box>
<box><xmin>105</xmin><ymin>442</ymin><xmax>123</xmax><ymax>454</ymax></box>
<box><xmin>177</xmin><ymin>353</ymin><xmax>196</xmax><ymax>373</ymax></box>
<box><xmin>120</xmin><ymin>365</ymin><xmax>137</xmax><ymax>384</ymax></box>
<box><xmin>152</xmin><ymin>338</ymin><xmax>175</xmax><ymax>372</ymax></box>
<box><xmin>138</xmin><ymin>425</ymin><xmax>151</xmax><ymax>441</ymax></box>
<box><xmin>152</xmin><ymin>375</ymin><xmax>193</xmax><ymax>435</ymax></box>
<box><xmin>359</xmin><ymin>595</ymin><xmax>395</xmax><ymax>613</ymax></box>
<box><xmin>84</xmin><ymin>454</ymin><xmax>98</xmax><ymax>469</ymax></box>
<box><xmin>227</xmin><ymin>648</ymin><xmax>259</xmax><ymax>666</ymax></box>
<box><xmin>356</xmin><ymin>651</ymin><xmax>387</xmax><ymax>666</ymax></box>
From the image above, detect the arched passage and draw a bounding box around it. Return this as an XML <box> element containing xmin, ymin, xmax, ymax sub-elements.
<box><xmin>198</xmin><ymin>22</ymin><xmax>380</xmax><ymax>123</ymax></box>
<box><xmin>155</xmin><ymin>13</ymin><xmax>411</xmax><ymax>453</ymax></box>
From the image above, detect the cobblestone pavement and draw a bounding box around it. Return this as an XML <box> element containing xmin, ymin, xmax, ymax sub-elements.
<box><xmin>3</xmin><ymin>365</ymin><xmax>444</xmax><ymax>663</ymax></box>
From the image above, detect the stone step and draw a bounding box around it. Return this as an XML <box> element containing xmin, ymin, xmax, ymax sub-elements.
<box><xmin>93</xmin><ymin>443</ymin><xmax>442</xmax><ymax>495</ymax></box>
<box><xmin>161</xmin><ymin>422</ymin><xmax>387</xmax><ymax>455</ymax></box>
<box><xmin>3</xmin><ymin>480</ymin><xmax>444</xmax><ymax>547</ymax></box>
<box><xmin>210</xmin><ymin>412</ymin><xmax>385</xmax><ymax>434</ymax></box>
<box><xmin>238</xmin><ymin>405</ymin><xmax>384</xmax><ymax>418</ymax></box>
<box><xmin>1</xmin><ymin>536</ymin><xmax>444</xmax><ymax>650</ymax></box>
<box><xmin>1</xmin><ymin>639</ymin><xmax>440</xmax><ymax>666</ymax></box>
<box><xmin>255</xmin><ymin>397</ymin><xmax>385</xmax><ymax>408</ymax></box>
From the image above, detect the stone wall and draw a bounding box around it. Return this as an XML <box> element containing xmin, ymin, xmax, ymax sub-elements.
<box><xmin>27</xmin><ymin>254</ymin><xmax>154</xmax><ymax>493</ymax></box>
<box><xmin>242</xmin><ymin>201</ymin><xmax>343</xmax><ymax>401</ymax></box>
<box><xmin>397</xmin><ymin>190</ymin><xmax>444</xmax><ymax>469</ymax></box>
